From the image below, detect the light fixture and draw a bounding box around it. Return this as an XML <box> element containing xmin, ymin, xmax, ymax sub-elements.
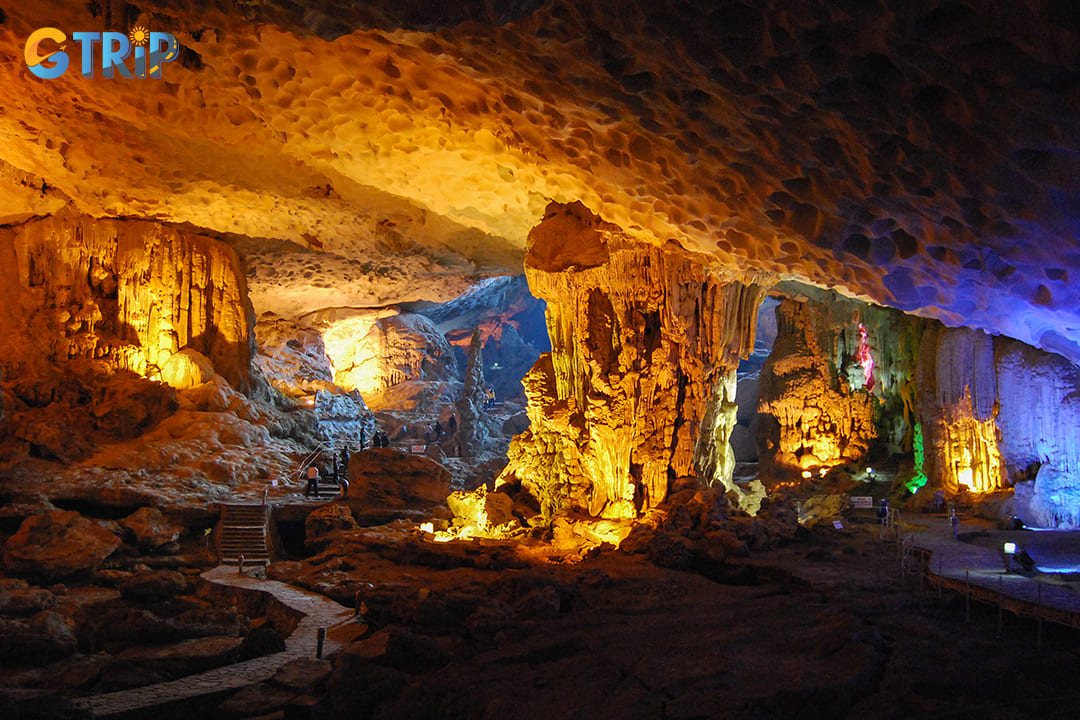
<box><xmin>1004</xmin><ymin>542</ymin><xmax>1017</xmax><ymax>573</ymax></box>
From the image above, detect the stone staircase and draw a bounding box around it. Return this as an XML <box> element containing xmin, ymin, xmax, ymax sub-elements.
<box><xmin>218</xmin><ymin>503</ymin><xmax>270</xmax><ymax>566</ymax></box>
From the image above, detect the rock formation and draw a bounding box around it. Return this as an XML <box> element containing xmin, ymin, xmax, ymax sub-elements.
<box><xmin>499</xmin><ymin>203</ymin><xmax>767</xmax><ymax>520</ymax></box>
<box><xmin>3</xmin><ymin>511</ymin><xmax>120</xmax><ymax>580</ymax></box>
<box><xmin>0</xmin><ymin>213</ymin><xmax>257</xmax><ymax>394</ymax></box>
<box><xmin>347</xmin><ymin>449</ymin><xmax>452</xmax><ymax>508</ymax></box>
<box><xmin>751</xmin><ymin>287</ymin><xmax>1080</xmax><ymax>528</ymax></box>
<box><xmin>757</xmin><ymin>297</ymin><xmax>880</xmax><ymax>478</ymax></box>
<box><xmin>455</xmin><ymin>328</ymin><xmax>490</xmax><ymax>460</ymax></box>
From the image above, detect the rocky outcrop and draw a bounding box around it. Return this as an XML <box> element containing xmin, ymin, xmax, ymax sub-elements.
<box><xmin>0</xmin><ymin>213</ymin><xmax>257</xmax><ymax>394</ymax></box>
<box><xmin>499</xmin><ymin>203</ymin><xmax>768</xmax><ymax>520</ymax></box>
<box><xmin>757</xmin><ymin>297</ymin><xmax>880</xmax><ymax>477</ymax></box>
<box><xmin>915</xmin><ymin>326</ymin><xmax>1080</xmax><ymax>524</ymax></box>
<box><xmin>320</xmin><ymin>310</ymin><xmax>458</xmax><ymax>409</ymax></box>
<box><xmin>119</xmin><ymin>507</ymin><xmax>183</xmax><ymax>553</ymax></box>
<box><xmin>306</xmin><ymin>504</ymin><xmax>359</xmax><ymax>547</ymax></box>
<box><xmin>348</xmin><ymin>449</ymin><xmax>452</xmax><ymax>508</ymax></box>
<box><xmin>3</xmin><ymin>511</ymin><xmax>120</xmax><ymax>579</ymax></box>
<box><xmin>455</xmin><ymin>328</ymin><xmax>491</xmax><ymax>460</ymax></box>
<box><xmin>313</xmin><ymin>390</ymin><xmax>375</xmax><ymax>451</ymax></box>
<box><xmin>254</xmin><ymin>313</ymin><xmax>338</xmax><ymax>399</ymax></box>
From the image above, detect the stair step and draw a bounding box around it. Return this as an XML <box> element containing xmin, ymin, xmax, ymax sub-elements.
<box><xmin>218</xmin><ymin>503</ymin><xmax>269</xmax><ymax>565</ymax></box>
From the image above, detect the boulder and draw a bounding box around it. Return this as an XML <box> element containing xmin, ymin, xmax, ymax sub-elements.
<box><xmin>381</xmin><ymin>630</ymin><xmax>449</xmax><ymax>672</ymax></box>
<box><xmin>2</xmin><ymin>587</ymin><xmax>56</xmax><ymax>616</ymax></box>
<box><xmin>305</xmin><ymin>503</ymin><xmax>358</xmax><ymax>546</ymax></box>
<box><xmin>3</xmin><ymin>511</ymin><xmax>121</xmax><ymax>579</ymax></box>
<box><xmin>114</xmin><ymin>636</ymin><xmax>246</xmax><ymax>677</ymax></box>
<box><xmin>447</xmin><ymin>486</ymin><xmax>515</xmax><ymax>533</ymax></box>
<box><xmin>119</xmin><ymin>507</ymin><xmax>183</xmax><ymax>552</ymax></box>
<box><xmin>117</xmin><ymin>569</ymin><xmax>188</xmax><ymax>600</ymax></box>
<box><xmin>348</xmin><ymin>449</ymin><xmax>451</xmax><ymax>508</ymax></box>
<box><xmin>0</xmin><ymin>611</ymin><xmax>77</xmax><ymax>665</ymax></box>
<box><xmin>160</xmin><ymin>348</ymin><xmax>216</xmax><ymax>390</ymax></box>
<box><xmin>216</xmin><ymin>683</ymin><xmax>297</xmax><ymax>717</ymax></box>
<box><xmin>271</xmin><ymin>658</ymin><xmax>333</xmax><ymax>693</ymax></box>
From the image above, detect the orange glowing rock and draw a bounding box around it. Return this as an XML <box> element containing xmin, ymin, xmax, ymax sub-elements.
<box><xmin>498</xmin><ymin>203</ymin><xmax>769</xmax><ymax>519</ymax></box>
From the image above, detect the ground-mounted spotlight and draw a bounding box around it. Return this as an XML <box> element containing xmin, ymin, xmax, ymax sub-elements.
<box><xmin>1003</xmin><ymin>541</ymin><xmax>1016</xmax><ymax>573</ymax></box>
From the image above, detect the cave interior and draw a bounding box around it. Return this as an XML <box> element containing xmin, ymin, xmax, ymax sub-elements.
<box><xmin>5</xmin><ymin>0</ymin><xmax>1080</xmax><ymax>717</ymax></box>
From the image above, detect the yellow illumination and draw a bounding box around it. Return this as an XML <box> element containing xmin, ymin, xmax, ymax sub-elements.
<box><xmin>936</xmin><ymin>390</ymin><xmax>1005</xmax><ymax>494</ymax></box>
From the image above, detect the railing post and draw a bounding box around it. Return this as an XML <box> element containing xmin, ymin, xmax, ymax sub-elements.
<box><xmin>1037</xmin><ymin>581</ymin><xmax>1043</xmax><ymax>652</ymax></box>
<box><xmin>317</xmin><ymin>627</ymin><xmax>327</xmax><ymax>658</ymax></box>
<box><xmin>965</xmin><ymin>570</ymin><xmax>971</xmax><ymax>624</ymax></box>
<box><xmin>997</xmin><ymin>575</ymin><xmax>1003</xmax><ymax>638</ymax></box>
<box><xmin>238</xmin><ymin>554</ymin><xmax>245</xmax><ymax>575</ymax></box>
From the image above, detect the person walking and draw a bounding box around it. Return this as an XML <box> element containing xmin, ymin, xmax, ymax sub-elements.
<box><xmin>304</xmin><ymin>465</ymin><xmax>320</xmax><ymax>498</ymax></box>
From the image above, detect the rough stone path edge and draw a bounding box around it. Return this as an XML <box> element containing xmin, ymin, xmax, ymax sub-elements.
<box><xmin>72</xmin><ymin>566</ymin><xmax>355</xmax><ymax>718</ymax></box>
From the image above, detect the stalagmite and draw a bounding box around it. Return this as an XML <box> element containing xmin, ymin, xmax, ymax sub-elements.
<box><xmin>499</xmin><ymin>202</ymin><xmax>769</xmax><ymax>519</ymax></box>
<box><xmin>456</xmin><ymin>328</ymin><xmax>489</xmax><ymax>460</ymax></box>
<box><xmin>757</xmin><ymin>297</ymin><xmax>879</xmax><ymax>477</ymax></box>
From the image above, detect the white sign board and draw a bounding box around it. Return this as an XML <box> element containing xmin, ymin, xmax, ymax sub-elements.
<box><xmin>850</xmin><ymin>496</ymin><xmax>873</xmax><ymax>509</ymax></box>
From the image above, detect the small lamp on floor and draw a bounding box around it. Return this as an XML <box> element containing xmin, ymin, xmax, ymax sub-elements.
<box><xmin>1003</xmin><ymin>542</ymin><xmax>1016</xmax><ymax>573</ymax></box>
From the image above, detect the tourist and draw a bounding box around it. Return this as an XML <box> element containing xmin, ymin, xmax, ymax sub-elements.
<box><xmin>434</xmin><ymin>420</ymin><xmax>443</xmax><ymax>440</ymax></box>
<box><xmin>448</xmin><ymin>414</ymin><xmax>457</xmax><ymax>434</ymax></box>
<box><xmin>305</xmin><ymin>465</ymin><xmax>320</xmax><ymax>498</ymax></box>
<box><xmin>950</xmin><ymin>505</ymin><xmax>959</xmax><ymax>538</ymax></box>
<box><xmin>337</xmin><ymin>473</ymin><xmax>349</xmax><ymax>498</ymax></box>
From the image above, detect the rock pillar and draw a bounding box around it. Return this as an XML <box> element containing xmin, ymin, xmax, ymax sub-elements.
<box><xmin>499</xmin><ymin>202</ymin><xmax>766</xmax><ymax>520</ymax></box>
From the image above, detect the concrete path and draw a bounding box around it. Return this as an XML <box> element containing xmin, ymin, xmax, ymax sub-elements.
<box><xmin>910</xmin><ymin>514</ymin><xmax>1080</xmax><ymax>624</ymax></box>
<box><xmin>73</xmin><ymin>567</ymin><xmax>355</xmax><ymax>718</ymax></box>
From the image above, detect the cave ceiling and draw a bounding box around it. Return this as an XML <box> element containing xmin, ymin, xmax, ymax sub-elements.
<box><xmin>4</xmin><ymin>0</ymin><xmax>1080</xmax><ymax>360</ymax></box>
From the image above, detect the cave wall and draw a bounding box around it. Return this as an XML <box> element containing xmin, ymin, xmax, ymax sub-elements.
<box><xmin>756</xmin><ymin>297</ymin><xmax>880</xmax><ymax>477</ymax></box>
<box><xmin>499</xmin><ymin>203</ymin><xmax>767</xmax><ymax>519</ymax></box>
<box><xmin>0</xmin><ymin>213</ymin><xmax>257</xmax><ymax>393</ymax></box>
<box><xmin>756</xmin><ymin>290</ymin><xmax>1080</xmax><ymax>527</ymax></box>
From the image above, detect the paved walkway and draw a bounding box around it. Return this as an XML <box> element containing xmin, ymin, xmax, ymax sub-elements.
<box><xmin>908</xmin><ymin>514</ymin><xmax>1080</xmax><ymax>626</ymax></box>
<box><xmin>73</xmin><ymin>567</ymin><xmax>356</xmax><ymax>718</ymax></box>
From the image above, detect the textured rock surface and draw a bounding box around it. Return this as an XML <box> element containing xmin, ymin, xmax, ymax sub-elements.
<box><xmin>347</xmin><ymin>448</ymin><xmax>452</xmax><ymax>508</ymax></box>
<box><xmin>757</xmin><ymin>297</ymin><xmax>879</xmax><ymax>477</ymax></box>
<box><xmin>118</xmin><ymin>507</ymin><xmax>183</xmax><ymax>552</ymax></box>
<box><xmin>0</xmin><ymin>213</ymin><xmax>256</xmax><ymax>393</ymax></box>
<box><xmin>500</xmin><ymin>203</ymin><xmax>766</xmax><ymax>519</ymax></box>
<box><xmin>3</xmin><ymin>511</ymin><xmax>120</xmax><ymax>579</ymax></box>
<box><xmin>305</xmin><ymin>504</ymin><xmax>359</xmax><ymax>546</ymax></box>
<box><xmin>321</xmin><ymin>311</ymin><xmax>458</xmax><ymax>408</ymax></box>
<box><xmin>5</xmin><ymin>1</ymin><xmax>1080</xmax><ymax>363</ymax></box>
<box><xmin>253</xmin><ymin>313</ymin><xmax>338</xmax><ymax>399</ymax></box>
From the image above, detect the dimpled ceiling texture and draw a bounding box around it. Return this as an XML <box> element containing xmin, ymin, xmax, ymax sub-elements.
<box><xmin>3</xmin><ymin>0</ymin><xmax>1080</xmax><ymax>359</ymax></box>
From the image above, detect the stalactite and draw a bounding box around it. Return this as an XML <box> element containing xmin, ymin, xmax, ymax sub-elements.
<box><xmin>0</xmin><ymin>213</ymin><xmax>256</xmax><ymax>393</ymax></box>
<box><xmin>757</xmin><ymin>297</ymin><xmax>879</xmax><ymax>477</ymax></box>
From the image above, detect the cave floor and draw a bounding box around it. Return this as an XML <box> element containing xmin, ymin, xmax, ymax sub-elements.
<box><xmin>263</xmin><ymin>513</ymin><xmax>1080</xmax><ymax>720</ymax></box>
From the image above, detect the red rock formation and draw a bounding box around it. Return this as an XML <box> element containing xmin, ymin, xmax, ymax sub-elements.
<box><xmin>500</xmin><ymin>203</ymin><xmax>767</xmax><ymax>519</ymax></box>
<box><xmin>3</xmin><ymin>511</ymin><xmax>120</xmax><ymax>580</ymax></box>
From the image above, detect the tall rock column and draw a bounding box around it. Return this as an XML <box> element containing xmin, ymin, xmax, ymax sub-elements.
<box><xmin>456</xmin><ymin>328</ymin><xmax>489</xmax><ymax>459</ymax></box>
<box><xmin>498</xmin><ymin>202</ymin><xmax>767</xmax><ymax>520</ymax></box>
